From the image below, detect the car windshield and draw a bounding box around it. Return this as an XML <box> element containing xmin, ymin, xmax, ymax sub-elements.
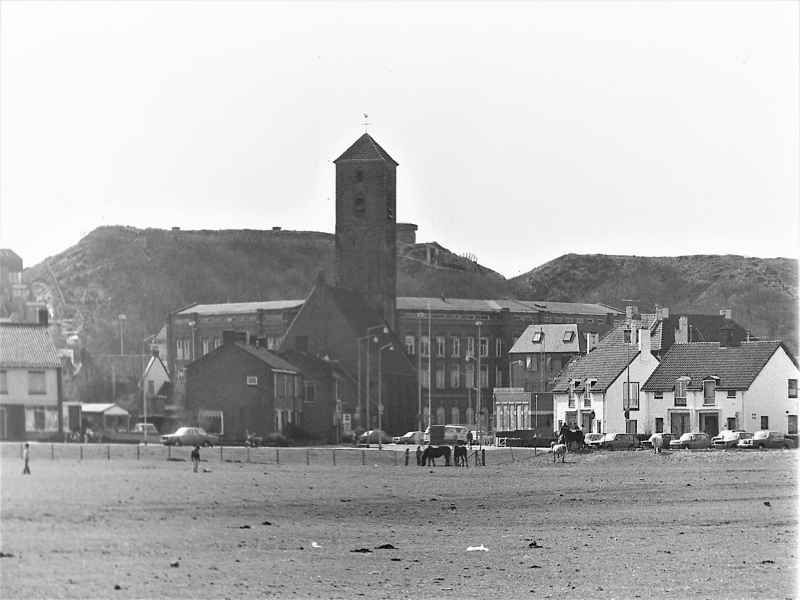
<box><xmin>754</xmin><ymin>430</ymin><xmax>769</xmax><ymax>439</ymax></box>
<box><xmin>174</xmin><ymin>427</ymin><xmax>190</xmax><ymax>435</ymax></box>
<box><xmin>680</xmin><ymin>433</ymin><xmax>692</xmax><ymax>441</ymax></box>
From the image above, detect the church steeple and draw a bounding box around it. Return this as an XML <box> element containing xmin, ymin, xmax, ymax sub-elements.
<box><xmin>334</xmin><ymin>133</ymin><xmax>398</xmax><ymax>329</ymax></box>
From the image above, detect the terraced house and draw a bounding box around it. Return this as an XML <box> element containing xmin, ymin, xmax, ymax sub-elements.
<box><xmin>642</xmin><ymin>339</ymin><xmax>799</xmax><ymax>437</ymax></box>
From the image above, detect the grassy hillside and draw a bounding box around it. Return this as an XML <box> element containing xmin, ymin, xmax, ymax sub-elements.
<box><xmin>510</xmin><ymin>253</ymin><xmax>798</xmax><ymax>353</ymax></box>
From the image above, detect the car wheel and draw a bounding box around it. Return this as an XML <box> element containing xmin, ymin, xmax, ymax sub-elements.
<box><xmin>175</xmin><ymin>439</ymin><xmax>182</xmax><ymax>446</ymax></box>
<box><xmin>757</xmin><ymin>444</ymin><xmax>764</xmax><ymax>449</ymax></box>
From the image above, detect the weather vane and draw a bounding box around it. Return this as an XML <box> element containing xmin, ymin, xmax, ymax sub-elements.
<box><xmin>362</xmin><ymin>113</ymin><xmax>370</xmax><ymax>133</ymax></box>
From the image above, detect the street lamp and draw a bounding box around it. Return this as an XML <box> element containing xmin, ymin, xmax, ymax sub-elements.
<box><xmin>475</xmin><ymin>320</ymin><xmax>483</xmax><ymax>443</ymax></box>
<box><xmin>416</xmin><ymin>312</ymin><xmax>424</xmax><ymax>433</ymax></box>
<box><xmin>377</xmin><ymin>342</ymin><xmax>393</xmax><ymax>449</ymax></box>
<box><xmin>360</xmin><ymin>325</ymin><xmax>388</xmax><ymax>431</ymax></box>
<box><xmin>119</xmin><ymin>314</ymin><xmax>127</xmax><ymax>355</ymax></box>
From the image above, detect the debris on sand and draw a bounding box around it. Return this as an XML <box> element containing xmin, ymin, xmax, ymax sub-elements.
<box><xmin>466</xmin><ymin>545</ymin><xmax>489</xmax><ymax>552</ymax></box>
<box><xmin>0</xmin><ymin>552</ymin><xmax>14</xmax><ymax>558</ymax></box>
<box><xmin>311</xmin><ymin>542</ymin><xmax>322</xmax><ymax>549</ymax></box>
<box><xmin>114</xmin><ymin>584</ymin><xmax>121</xmax><ymax>590</ymax></box>
<box><xmin>375</xmin><ymin>544</ymin><xmax>396</xmax><ymax>550</ymax></box>
<box><xmin>239</xmin><ymin>525</ymin><xmax>251</xmax><ymax>529</ymax></box>
<box><xmin>340</xmin><ymin>498</ymin><xmax>352</xmax><ymax>503</ymax></box>
<box><xmin>261</xmin><ymin>521</ymin><xmax>272</xmax><ymax>526</ymax></box>
<box><xmin>761</xmin><ymin>560</ymin><xmax>775</xmax><ymax>564</ymax></box>
<box><xmin>528</xmin><ymin>541</ymin><xmax>542</xmax><ymax>548</ymax></box>
<box><xmin>351</xmin><ymin>548</ymin><xmax>372</xmax><ymax>553</ymax></box>
<box><xmin>170</xmin><ymin>561</ymin><xmax>180</xmax><ymax>568</ymax></box>
<box><xmin>764</xmin><ymin>501</ymin><xmax>771</xmax><ymax>507</ymax></box>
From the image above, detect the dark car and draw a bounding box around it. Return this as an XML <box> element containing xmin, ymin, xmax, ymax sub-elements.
<box><xmin>669</xmin><ymin>432</ymin><xmax>710</xmax><ymax>450</ymax></box>
<box><xmin>738</xmin><ymin>430</ymin><xmax>794</xmax><ymax>449</ymax></box>
<box><xmin>599</xmin><ymin>433</ymin><xmax>639</xmax><ymax>450</ymax></box>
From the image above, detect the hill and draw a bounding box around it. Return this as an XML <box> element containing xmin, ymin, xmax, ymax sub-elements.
<box><xmin>21</xmin><ymin>226</ymin><xmax>512</xmax><ymax>354</ymax></box>
<box><xmin>21</xmin><ymin>228</ymin><xmax>797</xmax><ymax>356</ymax></box>
<box><xmin>510</xmin><ymin>253</ymin><xmax>798</xmax><ymax>353</ymax></box>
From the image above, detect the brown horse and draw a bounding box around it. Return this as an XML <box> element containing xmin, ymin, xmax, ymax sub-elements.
<box><xmin>421</xmin><ymin>445</ymin><xmax>452</xmax><ymax>466</ymax></box>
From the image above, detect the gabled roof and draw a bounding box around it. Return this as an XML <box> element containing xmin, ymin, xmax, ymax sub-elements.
<box><xmin>642</xmin><ymin>341</ymin><xmax>793</xmax><ymax>391</ymax></box>
<box><xmin>334</xmin><ymin>133</ymin><xmax>398</xmax><ymax>165</ymax></box>
<box><xmin>509</xmin><ymin>324</ymin><xmax>581</xmax><ymax>355</ymax></box>
<box><xmin>234</xmin><ymin>343</ymin><xmax>299</xmax><ymax>373</ymax></box>
<box><xmin>143</xmin><ymin>355</ymin><xmax>170</xmax><ymax>381</ymax></box>
<box><xmin>80</xmin><ymin>403</ymin><xmax>129</xmax><ymax>416</ymax></box>
<box><xmin>0</xmin><ymin>323</ymin><xmax>61</xmax><ymax>368</ymax></box>
<box><xmin>552</xmin><ymin>343</ymin><xmax>640</xmax><ymax>393</ymax></box>
<box><xmin>176</xmin><ymin>300</ymin><xmax>305</xmax><ymax>316</ymax></box>
<box><xmin>515</xmin><ymin>300</ymin><xmax>623</xmax><ymax>316</ymax></box>
<box><xmin>279</xmin><ymin>349</ymin><xmax>355</xmax><ymax>383</ymax></box>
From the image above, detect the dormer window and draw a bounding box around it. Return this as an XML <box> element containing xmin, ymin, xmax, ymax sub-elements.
<box><xmin>532</xmin><ymin>331</ymin><xmax>543</xmax><ymax>343</ymax></box>
<box><xmin>562</xmin><ymin>330</ymin><xmax>575</xmax><ymax>343</ymax></box>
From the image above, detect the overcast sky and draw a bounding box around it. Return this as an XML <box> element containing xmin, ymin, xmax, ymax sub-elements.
<box><xmin>1</xmin><ymin>1</ymin><xmax>797</xmax><ymax>278</ymax></box>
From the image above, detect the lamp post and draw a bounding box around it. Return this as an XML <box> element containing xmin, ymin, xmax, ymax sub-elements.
<box><xmin>475</xmin><ymin>320</ymin><xmax>483</xmax><ymax>442</ymax></box>
<box><xmin>427</xmin><ymin>302</ymin><xmax>432</xmax><ymax>431</ymax></box>
<box><xmin>119</xmin><ymin>314</ymin><xmax>127</xmax><ymax>355</ymax></box>
<box><xmin>377</xmin><ymin>342</ymin><xmax>393</xmax><ymax>449</ymax></box>
<box><xmin>363</xmin><ymin>325</ymin><xmax>388</xmax><ymax>432</ymax></box>
<box><xmin>416</xmin><ymin>312</ymin><xmax>424</xmax><ymax>433</ymax></box>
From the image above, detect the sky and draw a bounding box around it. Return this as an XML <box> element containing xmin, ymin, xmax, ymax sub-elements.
<box><xmin>1</xmin><ymin>1</ymin><xmax>798</xmax><ymax>278</ymax></box>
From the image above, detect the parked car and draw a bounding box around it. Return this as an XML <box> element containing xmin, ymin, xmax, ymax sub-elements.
<box><xmin>133</xmin><ymin>422</ymin><xmax>159</xmax><ymax>436</ymax></box>
<box><xmin>711</xmin><ymin>430</ymin><xmax>752</xmax><ymax>449</ymax></box>
<box><xmin>393</xmin><ymin>431</ymin><xmax>424</xmax><ymax>445</ymax></box>
<box><xmin>599</xmin><ymin>433</ymin><xmax>639</xmax><ymax>450</ymax></box>
<box><xmin>738</xmin><ymin>430</ymin><xmax>794</xmax><ymax>449</ymax></box>
<box><xmin>358</xmin><ymin>429</ymin><xmax>392</xmax><ymax>446</ymax></box>
<box><xmin>161</xmin><ymin>427</ymin><xmax>217</xmax><ymax>447</ymax></box>
<box><xmin>643</xmin><ymin>432</ymin><xmax>673</xmax><ymax>449</ymax></box>
<box><xmin>669</xmin><ymin>432</ymin><xmax>711</xmax><ymax>450</ymax></box>
<box><xmin>584</xmin><ymin>433</ymin><xmax>605</xmax><ymax>449</ymax></box>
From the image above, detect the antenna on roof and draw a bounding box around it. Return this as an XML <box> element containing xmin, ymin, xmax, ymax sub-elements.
<box><xmin>362</xmin><ymin>113</ymin><xmax>370</xmax><ymax>133</ymax></box>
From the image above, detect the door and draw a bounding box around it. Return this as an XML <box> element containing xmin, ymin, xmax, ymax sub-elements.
<box><xmin>700</xmin><ymin>414</ymin><xmax>719</xmax><ymax>437</ymax></box>
<box><xmin>670</xmin><ymin>412</ymin><xmax>690</xmax><ymax>436</ymax></box>
<box><xmin>581</xmin><ymin>412</ymin><xmax>592</xmax><ymax>432</ymax></box>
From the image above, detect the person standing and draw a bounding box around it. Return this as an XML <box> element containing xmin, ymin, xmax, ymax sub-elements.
<box><xmin>191</xmin><ymin>445</ymin><xmax>200</xmax><ymax>473</ymax></box>
<box><xmin>22</xmin><ymin>442</ymin><xmax>31</xmax><ymax>475</ymax></box>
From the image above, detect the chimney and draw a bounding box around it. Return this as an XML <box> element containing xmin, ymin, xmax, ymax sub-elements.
<box><xmin>660</xmin><ymin>307</ymin><xmax>670</xmax><ymax>320</ymax></box>
<box><xmin>222</xmin><ymin>330</ymin><xmax>237</xmax><ymax>345</ymax></box>
<box><xmin>719</xmin><ymin>308</ymin><xmax>732</xmax><ymax>321</ymax></box>
<box><xmin>625</xmin><ymin>305</ymin><xmax>639</xmax><ymax>320</ymax></box>
<box><xmin>676</xmin><ymin>316</ymin><xmax>689</xmax><ymax>343</ymax></box>
<box><xmin>38</xmin><ymin>308</ymin><xmax>49</xmax><ymax>327</ymax></box>
<box><xmin>638</xmin><ymin>327</ymin><xmax>651</xmax><ymax>354</ymax></box>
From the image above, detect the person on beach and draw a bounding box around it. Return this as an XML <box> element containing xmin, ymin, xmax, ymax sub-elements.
<box><xmin>191</xmin><ymin>445</ymin><xmax>200</xmax><ymax>472</ymax></box>
<box><xmin>22</xmin><ymin>442</ymin><xmax>31</xmax><ymax>475</ymax></box>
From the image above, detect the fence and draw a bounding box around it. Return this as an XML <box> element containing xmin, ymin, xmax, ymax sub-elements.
<box><xmin>1</xmin><ymin>442</ymin><xmax>548</xmax><ymax>467</ymax></box>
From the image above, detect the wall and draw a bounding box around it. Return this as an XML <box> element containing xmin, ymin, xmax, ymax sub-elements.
<box><xmin>742</xmin><ymin>347</ymin><xmax>799</xmax><ymax>433</ymax></box>
<box><xmin>0</xmin><ymin>367</ymin><xmax>60</xmax><ymax>407</ymax></box>
<box><xmin>604</xmin><ymin>350</ymin><xmax>660</xmax><ymax>434</ymax></box>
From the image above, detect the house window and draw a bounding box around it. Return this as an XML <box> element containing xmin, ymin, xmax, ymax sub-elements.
<box><xmin>465</xmin><ymin>364</ymin><xmax>474</xmax><ymax>388</ymax></box>
<box><xmin>404</xmin><ymin>335</ymin><xmax>415</xmax><ymax>356</ymax></box>
<box><xmin>246</xmin><ymin>376</ymin><xmax>258</xmax><ymax>386</ymax></box>
<box><xmin>420</xmin><ymin>336</ymin><xmax>430</xmax><ymax>357</ymax></box>
<box><xmin>480</xmin><ymin>364</ymin><xmax>488</xmax><ymax>387</ymax></box>
<box><xmin>147</xmin><ymin>380</ymin><xmax>155</xmax><ymax>396</ymax></box>
<box><xmin>496</xmin><ymin>367</ymin><xmax>503</xmax><ymax>387</ymax></box>
<box><xmin>568</xmin><ymin>392</ymin><xmax>576</xmax><ymax>409</ymax></box>
<box><xmin>789</xmin><ymin>379</ymin><xmax>798</xmax><ymax>399</ymax></box>
<box><xmin>0</xmin><ymin>370</ymin><xmax>6</xmax><ymax>394</ymax></box>
<box><xmin>466</xmin><ymin>337</ymin><xmax>475</xmax><ymax>358</ymax></box>
<box><xmin>450</xmin><ymin>406</ymin><xmax>461</xmax><ymax>425</ymax></box>
<box><xmin>583</xmin><ymin>390</ymin><xmax>591</xmax><ymax>408</ymax></box>
<box><xmin>623</xmin><ymin>329</ymin><xmax>632</xmax><ymax>344</ymax></box>
<box><xmin>675</xmin><ymin>379</ymin><xmax>687</xmax><ymax>407</ymax></box>
<box><xmin>450</xmin><ymin>365</ymin><xmax>460</xmax><ymax>388</ymax></box>
<box><xmin>654</xmin><ymin>391</ymin><xmax>663</xmax><ymax>400</ymax></box>
<box><xmin>760</xmin><ymin>416</ymin><xmax>769</xmax><ymax>430</ymax></box>
<box><xmin>532</xmin><ymin>331</ymin><xmax>543</xmax><ymax>344</ymax></box>
<box><xmin>435</xmin><ymin>366</ymin><xmax>445</xmax><ymax>389</ymax></box>
<box><xmin>451</xmin><ymin>336</ymin><xmax>460</xmax><ymax>357</ymax></box>
<box><xmin>727</xmin><ymin>417</ymin><xmax>737</xmax><ymax>430</ymax></box>
<box><xmin>479</xmin><ymin>337</ymin><xmax>488</xmax><ymax>358</ymax></box>
<box><xmin>304</xmin><ymin>383</ymin><xmax>315</xmax><ymax>404</ymax></box>
<box><xmin>420</xmin><ymin>367</ymin><xmax>429</xmax><ymax>389</ymax></box>
<box><xmin>436</xmin><ymin>336</ymin><xmax>446</xmax><ymax>357</ymax></box>
<box><xmin>436</xmin><ymin>406</ymin><xmax>446</xmax><ymax>425</ymax></box>
<box><xmin>28</xmin><ymin>371</ymin><xmax>46</xmax><ymax>395</ymax></box>
<box><xmin>266</xmin><ymin>336</ymin><xmax>277</xmax><ymax>350</ymax></box>
<box><xmin>626</xmin><ymin>419</ymin><xmax>637</xmax><ymax>434</ymax></box>
<box><xmin>495</xmin><ymin>338</ymin><xmax>503</xmax><ymax>356</ymax></box>
<box><xmin>34</xmin><ymin>407</ymin><xmax>46</xmax><ymax>430</ymax></box>
<box><xmin>623</xmin><ymin>382</ymin><xmax>639</xmax><ymax>410</ymax></box>
<box><xmin>655</xmin><ymin>417</ymin><xmax>664</xmax><ymax>433</ymax></box>
<box><xmin>703</xmin><ymin>380</ymin><xmax>716</xmax><ymax>405</ymax></box>
<box><xmin>789</xmin><ymin>415</ymin><xmax>798</xmax><ymax>435</ymax></box>
<box><xmin>201</xmin><ymin>337</ymin><xmax>210</xmax><ymax>355</ymax></box>
<box><xmin>727</xmin><ymin>389</ymin><xmax>736</xmax><ymax>399</ymax></box>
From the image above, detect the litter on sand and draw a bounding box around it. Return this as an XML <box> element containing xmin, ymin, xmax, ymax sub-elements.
<box><xmin>466</xmin><ymin>545</ymin><xmax>489</xmax><ymax>552</ymax></box>
<box><xmin>311</xmin><ymin>542</ymin><xmax>322</xmax><ymax>549</ymax></box>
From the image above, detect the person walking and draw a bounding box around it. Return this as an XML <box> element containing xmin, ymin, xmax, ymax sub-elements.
<box><xmin>191</xmin><ymin>445</ymin><xmax>200</xmax><ymax>473</ymax></box>
<box><xmin>22</xmin><ymin>442</ymin><xmax>31</xmax><ymax>475</ymax></box>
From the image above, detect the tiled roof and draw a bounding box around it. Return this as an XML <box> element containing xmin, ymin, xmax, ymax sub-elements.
<box><xmin>642</xmin><ymin>341</ymin><xmax>790</xmax><ymax>391</ymax></box>
<box><xmin>0</xmin><ymin>324</ymin><xmax>61</xmax><ymax>368</ymax></box>
<box><xmin>334</xmin><ymin>133</ymin><xmax>398</xmax><ymax>165</ymax></box>
<box><xmin>552</xmin><ymin>343</ymin><xmax>640</xmax><ymax>393</ymax></box>
<box><xmin>509</xmin><ymin>324</ymin><xmax>581</xmax><ymax>354</ymax></box>
<box><xmin>515</xmin><ymin>301</ymin><xmax>622</xmax><ymax>316</ymax></box>
<box><xmin>279</xmin><ymin>349</ymin><xmax>354</xmax><ymax>383</ymax></box>
<box><xmin>235</xmin><ymin>343</ymin><xmax>300</xmax><ymax>373</ymax></box>
<box><xmin>177</xmin><ymin>300</ymin><xmax>305</xmax><ymax>316</ymax></box>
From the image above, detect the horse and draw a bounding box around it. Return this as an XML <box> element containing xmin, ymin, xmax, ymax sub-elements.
<box><xmin>551</xmin><ymin>442</ymin><xmax>567</xmax><ymax>463</ymax></box>
<box><xmin>453</xmin><ymin>445</ymin><xmax>468</xmax><ymax>467</ymax></box>
<box><xmin>651</xmin><ymin>434</ymin><xmax>664</xmax><ymax>454</ymax></box>
<box><xmin>421</xmin><ymin>445</ymin><xmax>452</xmax><ymax>467</ymax></box>
<box><xmin>558</xmin><ymin>429</ymin><xmax>585</xmax><ymax>452</ymax></box>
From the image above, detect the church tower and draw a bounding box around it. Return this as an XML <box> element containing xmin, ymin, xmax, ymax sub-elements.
<box><xmin>334</xmin><ymin>133</ymin><xmax>398</xmax><ymax>329</ymax></box>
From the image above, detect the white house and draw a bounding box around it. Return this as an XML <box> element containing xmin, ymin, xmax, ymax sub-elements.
<box><xmin>141</xmin><ymin>350</ymin><xmax>171</xmax><ymax>430</ymax></box>
<box><xmin>553</xmin><ymin>327</ymin><xmax>660</xmax><ymax>435</ymax></box>
<box><xmin>0</xmin><ymin>320</ymin><xmax>63</xmax><ymax>440</ymax></box>
<box><xmin>641</xmin><ymin>340</ymin><xmax>799</xmax><ymax>437</ymax></box>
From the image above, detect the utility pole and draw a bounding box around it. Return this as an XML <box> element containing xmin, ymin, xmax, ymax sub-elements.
<box><xmin>475</xmin><ymin>320</ymin><xmax>483</xmax><ymax>441</ymax></box>
<box><xmin>416</xmin><ymin>313</ymin><xmax>424</xmax><ymax>432</ymax></box>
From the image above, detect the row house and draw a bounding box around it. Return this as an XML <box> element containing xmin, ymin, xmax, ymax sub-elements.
<box><xmin>642</xmin><ymin>340</ymin><xmax>799</xmax><ymax>437</ymax></box>
<box><xmin>553</xmin><ymin>328</ymin><xmax>660</xmax><ymax>434</ymax></box>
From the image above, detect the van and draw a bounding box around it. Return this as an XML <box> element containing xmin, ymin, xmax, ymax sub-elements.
<box><xmin>444</xmin><ymin>425</ymin><xmax>469</xmax><ymax>445</ymax></box>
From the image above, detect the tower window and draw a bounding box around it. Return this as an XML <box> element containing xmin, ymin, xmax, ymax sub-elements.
<box><xmin>355</xmin><ymin>169</ymin><xmax>364</xmax><ymax>182</ymax></box>
<box><xmin>354</xmin><ymin>197</ymin><xmax>365</xmax><ymax>216</ymax></box>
